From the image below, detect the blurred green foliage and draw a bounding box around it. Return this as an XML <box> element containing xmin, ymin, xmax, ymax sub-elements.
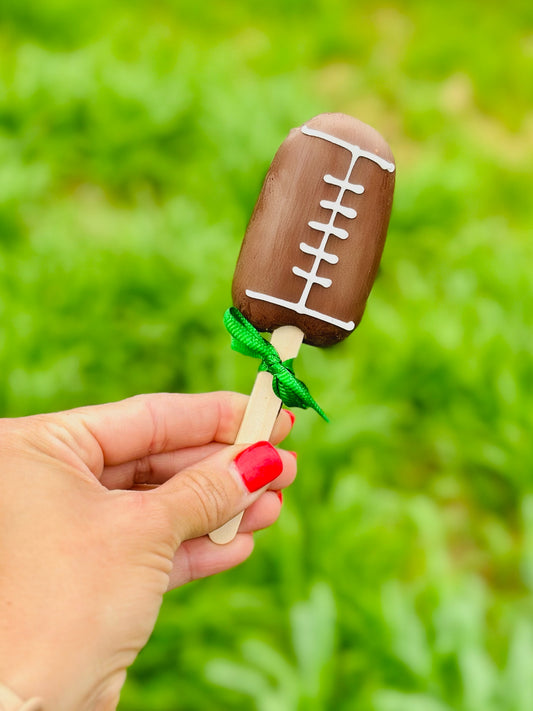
<box><xmin>1</xmin><ymin>0</ymin><xmax>533</xmax><ymax>708</ymax></box>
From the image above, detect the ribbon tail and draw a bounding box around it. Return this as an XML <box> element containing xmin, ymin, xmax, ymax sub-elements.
<box><xmin>272</xmin><ymin>369</ymin><xmax>329</xmax><ymax>422</ymax></box>
<box><xmin>223</xmin><ymin>307</ymin><xmax>328</xmax><ymax>421</ymax></box>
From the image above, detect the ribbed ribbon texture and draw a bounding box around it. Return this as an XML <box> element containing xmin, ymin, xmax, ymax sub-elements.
<box><xmin>224</xmin><ymin>307</ymin><xmax>328</xmax><ymax>421</ymax></box>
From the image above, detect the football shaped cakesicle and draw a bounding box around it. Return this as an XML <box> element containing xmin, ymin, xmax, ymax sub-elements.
<box><xmin>209</xmin><ymin>112</ymin><xmax>395</xmax><ymax>544</ymax></box>
<box><xmin>234</xmin><ymin>112</ymin><xmax>395</xmax><ymax>346</ymax></box>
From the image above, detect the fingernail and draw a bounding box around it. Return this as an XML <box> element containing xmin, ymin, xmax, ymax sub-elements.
<box><xmin>283</xmin><ymin>409</ymin><xmax>296</xmax><ymax>427</ymax></box>
<box><xmin>233</xmin><ymin>441</ymin><xmax>283</xmax><ymax>493</ymax></box>
<box><xmin>289</xmin><ymin>450</ymin><xmax>298</xmax><ymax>460</ymax></box>
<box><xmin>276</xmin><ymin>490</ymin><xmax>283</xmax><ymax>504</ymax></box>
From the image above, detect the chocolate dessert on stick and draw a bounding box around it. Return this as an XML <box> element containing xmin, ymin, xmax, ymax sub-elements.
<box><xmin>209</xmin><ymin>112</ymin><xmax>395</xmax><ymax>544</ymax></box>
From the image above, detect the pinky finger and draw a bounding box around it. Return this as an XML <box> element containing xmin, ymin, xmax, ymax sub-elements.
<box><xmin>239</xmin><ymin>490</ymin><xmax>283</xmax><ymax>533</ymax></box>
<box><xmin>167</xmin><ymin>534</ymin><xmax>255</xmax><ymax>589</ymax></box>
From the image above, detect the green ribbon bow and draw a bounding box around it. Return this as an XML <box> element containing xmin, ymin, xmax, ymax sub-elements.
<box><xmin>224</xmin><ymin>307</ymin><xmax>328</xmax><ymax>421</ymax></box>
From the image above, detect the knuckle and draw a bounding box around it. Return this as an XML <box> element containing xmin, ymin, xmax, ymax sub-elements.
<box><xmin>139</xmin><ymin>395</ymin><xmax>170</xmax><ymax>454</ymax></box>
<box><xmin>17</xmin><ymin>415</ymin><xmax>70</xmax><ymax>453</ymax></box>
<box><xmin>180</xmin><ymin>468</ymin><xmax>233</xmax><ymax>533</ymax></box>
<box><xmin>132</xmin><ymin>454</ymin><xmax>152</xmax><ymax>485</ymax></box>
<box><xmin>214</xmin><ymin>391</ymin><xmax>249</xmax><ymax>443</ymax></box>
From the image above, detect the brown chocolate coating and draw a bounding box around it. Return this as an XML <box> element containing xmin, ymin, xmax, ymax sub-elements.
<box><xmin>232</xmin><ymin>113</ymin><xmax>395</xmax><ymax>347</ymax></box>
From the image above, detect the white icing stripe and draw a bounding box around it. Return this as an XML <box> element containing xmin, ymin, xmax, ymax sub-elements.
<box><xmin>320</xmin><ymin>199</ymin><xmax>357</xmax><ymax>219</ymax></box>
<box><xmin>301</xmin><ymin>125</ymin><xmax>396</xmax><ymax>172</ymax></box>
<box><xmin>308</xmin><ymin>221</ymin><xmax>349</xmax><ymax>239</ymax></box>
<box><xmin>299</xmin><ymin>242</ymin><xmax>339</xmax><ymax>264</ymax></box>
<box><xmin>292</xmin><ymin>267</ymin><xmax>332</xmax><ymax>288</ymax></box>
<box><xmin>245</xmin><ymin>290</ymin><xmax>356</xmax><ymax>331</ymax></box>
<box><xmin>324</xmin><ymin>174</ymin><xmax>365</xmax><ymax>193</ymax></box>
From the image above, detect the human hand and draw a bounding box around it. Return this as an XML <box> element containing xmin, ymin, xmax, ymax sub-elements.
<box><xmin>0</xmin><ymin>392</ymin><xmax>296</xmax><ymax>711</ymax></box>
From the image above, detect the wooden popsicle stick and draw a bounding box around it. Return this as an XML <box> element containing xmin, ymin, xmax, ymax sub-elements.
<box><xmin>209</xmin><ymin>325</ymin><xmax>304</xmax><ymax>544</ymax></box>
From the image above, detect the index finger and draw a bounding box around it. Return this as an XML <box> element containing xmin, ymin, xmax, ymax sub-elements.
<box><xmin>68</xmin><ymin>392</ymin><xmax>247</xmax><ymax>467</ymax></box>
<box><xmin>66</xmin><ymin>392</ymin><xmax>294</xmax><ymax>468</ymax></box>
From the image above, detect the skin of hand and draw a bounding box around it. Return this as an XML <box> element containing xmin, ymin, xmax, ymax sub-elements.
<box><xmin>0</xmin><ymin>391</ymin><xmax>296</xmax><ymax>711</ymax></box>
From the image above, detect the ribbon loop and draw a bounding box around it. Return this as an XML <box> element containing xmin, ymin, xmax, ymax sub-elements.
<box><xmin>224</xmin><ymin>307</ymin><xmax>328</xmax><ymax>421</ymax></box>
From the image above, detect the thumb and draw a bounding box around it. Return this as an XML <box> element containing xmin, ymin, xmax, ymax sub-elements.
<box><xmin>153</xmin><ymin>441</ymin><xmax>285</xmax><ymax>542</ymax></box>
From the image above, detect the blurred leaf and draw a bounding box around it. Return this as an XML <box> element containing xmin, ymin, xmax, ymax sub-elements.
<box><xmin>381</xmin><ymin>581</ymin><xmax>431</xmax><ymax>678</ymax></box>
<box><xmin>291</xmin><ymin>582</ymin><xmax>337</xmax><ymax>701</ymax></box>
<box><xmin>373</xmin><ymin>690</ymin><xmax>454</xmax><ymax>711</ymax></box>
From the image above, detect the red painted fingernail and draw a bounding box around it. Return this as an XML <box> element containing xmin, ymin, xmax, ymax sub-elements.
<box><xmin>283</xmin><ymin>409</ymin><xmax>296</xmax><ymax>427</ymax></box>
<box><xmin>276</xmin><ymin>490</ymin><xmax>283</xmax><ymax>504</ymax></box>
<box><xmin>233</xmin><ymin>441</ymin><xmax>283</xmax><ymax>493</ymax></box>
<box><xmin>289</xmin><ymin>450</ymin><xmax>298</xmax><ymax>460</ymax></box>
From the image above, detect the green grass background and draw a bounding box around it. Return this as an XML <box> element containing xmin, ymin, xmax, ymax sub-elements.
<box><xmin>1</xmin><ymin>1</ymin><xmax>533</xmax><ymax>708</ymax></box>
